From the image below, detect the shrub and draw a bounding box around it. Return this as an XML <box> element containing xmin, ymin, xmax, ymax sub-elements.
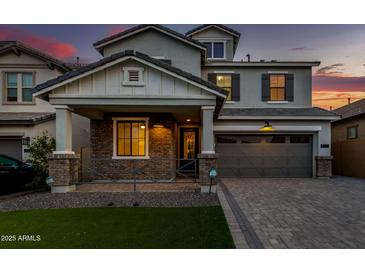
<box><xmin>27</xmin><ymin>131</ymin><xmax>55</xmax><ymax>186</ymax></box>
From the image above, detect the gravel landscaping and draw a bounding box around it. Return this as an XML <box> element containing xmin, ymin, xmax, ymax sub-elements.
<box><xmin>0</xmin><ymin>191</ymin><xmax>219</xmax><ymax>211</ymax></box>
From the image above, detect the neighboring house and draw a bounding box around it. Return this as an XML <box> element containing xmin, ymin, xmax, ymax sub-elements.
<box><xmin>0</xmin><ymin>41</ymin><xmax>90</xmax><ymax>161</ymax></box>
<box><xmin>332</xmin><ymin>98</ymin><xmax>365</xmax><ymax>178</ymax></box>
<box><xmin>32</xmin><ymin>24</ymin><xmax>339</xmax><ymax>193</ymax></box>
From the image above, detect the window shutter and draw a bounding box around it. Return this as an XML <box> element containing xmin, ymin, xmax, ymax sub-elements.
<box><xmin>231</xmin><ymin>73</ymin><xmax>240</xmax><ymax>101</ymax></box>
<box><xmin>285</xmin><ymin>74</ymin><xmax>294</xmax><ymax>101</ymax></box>
<box><xmin>261</xmin><ymin>74</ymin><xmax>270</xmax><ymax>101</ymax></box>
<box><xmin>207</xmin><ymin>73</ymin><xmax>217</xmax><ymax>84</ymax></box>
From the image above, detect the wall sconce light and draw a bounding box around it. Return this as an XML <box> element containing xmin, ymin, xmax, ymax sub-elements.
<box><xmin>140</xmin><ymin>125</ymin><xmax>146</xmax><ymax>129</ymax></box>
<box><xmin>153</xmin><ymin>124</ymin><xmax>164</xmax><ymax>128</ymax></box>
<box><xmin>260</xmin><ymin>120</ymin><xmax>273</xmax><ymax>131</ymax></box>
<box><xmin>186</xmin><ymin>119</ymin><xmax>191</xmax><ymax>122</ymax></box>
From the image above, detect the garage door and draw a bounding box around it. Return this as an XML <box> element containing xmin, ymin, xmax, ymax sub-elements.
<box><xmin>216</xmin><ymin>135</ymin><xmax>312</xmax><ymax>178</ymax></box>
<box><xmin>0</xmin><ymin>137</ymin><xmax>22</xmax><ymax>160</ymax></box>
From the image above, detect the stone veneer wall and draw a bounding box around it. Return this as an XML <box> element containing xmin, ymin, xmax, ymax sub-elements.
<box><xmin>90</xmin><ymin>113</ymin><xmax>176</xmax><ymax>181</ymax></box>
<box><xmin>316</xmin><ymin>156</ymin><xmax>333</xmax><ymax>178</ymax></box>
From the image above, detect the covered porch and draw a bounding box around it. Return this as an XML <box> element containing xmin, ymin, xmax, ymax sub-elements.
<box><xmin>32</xmin><ymin>50</ymin><xmax>227</xmax><ymax>193</ymax></box>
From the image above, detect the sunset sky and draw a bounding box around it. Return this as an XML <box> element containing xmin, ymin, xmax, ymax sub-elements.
<box><xmin>1</xmin><ymin>24</ymin><xmax>364</xmax><ymax>110</ymax></box>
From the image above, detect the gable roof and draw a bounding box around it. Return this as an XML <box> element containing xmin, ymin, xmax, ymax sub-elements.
<box><xmin>185</xmin><ymin>24</ymin><xmax>241</xmax><ymax>55</ymax></box>
<box><xmin>93</xmin><ymin>24</ymin><xmax>207</xmax><ymax>55</ymax></box>
<box><xmin>185</xmin><ymin>24</ymin><xmax>241</xmax><ymax>37</ymax></box>
<box><xmin>33</xmin><ymin>50</ymin><xmax>228</xmax><ymax>99</ymax></box>
<box><xmin>0</xmin><ymin>41</ymin><xmax>71</xmax><ymax>72</ymax></box>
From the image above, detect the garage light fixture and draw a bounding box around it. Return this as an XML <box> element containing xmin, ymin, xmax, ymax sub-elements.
<box><xmin>260</xmin><ymin>121</ymin><xmax>273</xmax><ymax>131</ymax></box>
<box><xmin>153</xmin><ymin>124</ymin><xmax>164</xmax><ymax>128</ymax></box>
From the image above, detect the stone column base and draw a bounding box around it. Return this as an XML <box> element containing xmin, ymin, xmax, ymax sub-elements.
<box><xmin>198</xmin><ymin>153</ymin><xmax>218</xmax><ymax>193</ymax></box>
<box><xmin>316</xmin><ymin>156</ymin><xmax>333</xmax><ymax>178</ymax></box>
<box><xmin>48</xmin><ymin>153</ymin><xmax>79</xmax><ymax>193</ymax></box>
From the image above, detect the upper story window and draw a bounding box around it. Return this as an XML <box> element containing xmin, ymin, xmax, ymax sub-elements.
<box><xmin>347</xmin><ymin>126</ymin><xmax>358</xmax><ymax>140</ymax></box>
<box><xmin>216</xmin><ymin>75</ymin><xmax>232</xmax><ymax>100</ymax></box>
<box><xmin>4</xmin><ymin>72</ymin><xmax>35</xmax><ymax>104</ymax></box>
<box><xmin>262</xmin><ymin>73</ymin><xmax>294</xmax><ymax>102</ymax></box>
<box><xmin>122</xmin><ymin>67</ymin><xmax>144</xmax><ymax>86</ymax></box>
<box><xmin>203</xmin><ymin>42</ymin><xmax>225</xmax><ymax>59</ymax></box>
<box><xmin>270</xmin><ymin>74</ymin><xmax>285</xmax><ymax>101</ymax></box>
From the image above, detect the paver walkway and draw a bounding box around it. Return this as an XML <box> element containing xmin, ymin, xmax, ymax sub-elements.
<box><xmin>219</xmin><ymin>177</ymin><xmax>365</xmax><ymax>248</ymax></box>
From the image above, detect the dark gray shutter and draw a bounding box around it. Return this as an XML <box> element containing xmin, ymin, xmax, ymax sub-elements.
<box><xmin>207</xmin><ymin>73</ymin><xmax>217</xmax><ymax>84</ymax></box>
<box><xmin>231</xmin><ymin>73</ymin><xmax>240</xmax><ymax>101</ymax></box>
<box><xmin>261</xmin><ymin>74</ymin><xmax>270</xmax><ymax>101</ymax></box>
<box><xmin>285</xmin><ymin>74</ymin><xmax>294</xmax><ymax>101</ymax></box>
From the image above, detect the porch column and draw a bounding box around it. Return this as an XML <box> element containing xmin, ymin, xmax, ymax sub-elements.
<box><xmin>199</xmin><ymin>106</ymin><xmax>218</xmax><ymax>193</ymax></box>
<box><xmin>55</xmin><ymin>106</ymin><xmax>73</xmax><ymax>153</ymax></box>
<box><xmin>201</xmin><ymin>106</ymin><xmax>215</xmax><ymax>154</ymax></box>
<box><xmin>48</xmin><ymin>105</ymin><xmax>79</xmax><ymax>193</ymax></box>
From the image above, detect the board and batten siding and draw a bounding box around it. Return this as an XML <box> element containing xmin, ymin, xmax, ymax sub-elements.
<box><xmin>51</xmin><ymin>62</ymin><xmax>215</xmax><ymax>99</ymax></box>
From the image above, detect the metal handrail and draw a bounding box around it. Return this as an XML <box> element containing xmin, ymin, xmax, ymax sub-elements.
<box><xmin>80</xmin><ymin>157</ymin><xmax>199</xmax><ymax>187</ymax></box>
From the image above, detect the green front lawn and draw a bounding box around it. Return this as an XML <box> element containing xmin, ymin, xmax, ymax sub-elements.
<box><xmin>0</xmin><ymin>206</ymin><xmax>234</xmax><ymax>248</ymax></box>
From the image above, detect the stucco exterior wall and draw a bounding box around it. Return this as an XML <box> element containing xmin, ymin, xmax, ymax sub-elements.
<box><xmin>0</xmin><ymin>52</ymin><xmax>62</xmax><ymax>112</ymax></box>
<box><xmin>332</xmin><ymin>116</ymin><xmax>365</xmax><ymax>142</ymax></box>
<box><xmin>102</xmin><ymin>29</ymin><xmax>202</xmax><ymax>76</ymax></box>
<box><xmin>202</xmin><ymin>66</ymin><xmax>313</xmax><ymax>108</ymax></box>
<box><xmin>0</xmin><ymin>51</ymin><xmax>90</xmax><ymax>151</ymax></box>
<box><xmin>332</xmin><ymin>116</ymin><xmax>365</xmax><ymax>178</ymax></box>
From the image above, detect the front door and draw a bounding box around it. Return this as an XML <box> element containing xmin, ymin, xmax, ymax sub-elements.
<box><xmin>179</xmin><ymin>128</ymin><xmax>199</xmax><ymax>172</ymax></box>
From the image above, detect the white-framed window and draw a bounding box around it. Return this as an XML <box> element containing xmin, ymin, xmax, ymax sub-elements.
<box><xmin>112</xmin><ymin>117</ymin><xmax>150</xmax><ymax>159</ymax></box>
<box><xmin>202</xmin><ymin>41</ymin><xmax>226</xmax><ymax>59</ymax></box>
<box><xmin>122</xmin><ymin>67</ymin><xmax>144</xmax><ymax>86</ymax></box>
<box><xmin>3</xmin><ymin>72</ymin><xmax>35</xmax><ymax>104</ymax></box>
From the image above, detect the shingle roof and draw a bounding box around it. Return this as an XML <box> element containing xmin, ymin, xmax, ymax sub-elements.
<box><xmin>333</xmin><ymin>98</ymin><xmax>365</xmax><ymax>119</ymax></box>
<box><xmin>185</xmin><ymin>24</ymin><xmax>241</xmax><ymax>37</ymax></box>
<box><xmin>93</xmin><ymin>24</ymin><xmax>207</xmax><ymax>53</ymax></box>
<box><xmin>0</xmin><ymin>112</ymin><xmax>55</xmax><ymax>125</ymax></box>
<box><xmin>33</xmin><ymin>50</ymin><xmax>228</xmax><ymax>97</ymax></box>
<box><xmin>220</xmin><ymin>107</ymin><xmax>338</xmax><ymax>117</ymax></box>
<box><xmin>0</xmin><ymin>41</ymin><xmax>71</xmax><ymax>72</ymax></box>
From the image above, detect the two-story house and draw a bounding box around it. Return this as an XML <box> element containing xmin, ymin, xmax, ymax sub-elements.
<box><xmin>0</xmin><ymin>41</ymin><xmax>90</xmax><ymax>161</ymax></box>
<box><xmin>31</xmin><ymin>24</ymin><xmax>339</xmax><ymax>193</ymax></box>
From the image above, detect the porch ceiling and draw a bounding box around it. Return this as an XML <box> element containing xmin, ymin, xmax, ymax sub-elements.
<box><xmin>72</xmin><ymin>105</ymin><xmax>201</xmax><ymax>123</ymax></box>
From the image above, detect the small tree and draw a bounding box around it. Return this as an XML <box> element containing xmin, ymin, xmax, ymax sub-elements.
<box><xmin>27</xmin><ymin>131</ymin><xmax>55</xmax><ymax>185</ymax></box>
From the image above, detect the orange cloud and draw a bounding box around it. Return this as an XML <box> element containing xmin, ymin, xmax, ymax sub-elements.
<box><xmin>0</xmin><ymin>26</ymin><xmax>76</xmax><ymax>60</ymax></box>
<box><xmin>313</xmin><ymin>91</ymin><xmax>365</xmax><ymax>110</ymax></box>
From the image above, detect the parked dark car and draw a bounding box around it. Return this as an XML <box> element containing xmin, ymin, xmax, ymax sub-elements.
<box><xmin>0</xmin><ymin>154</ymin><xmax>35</xmax><ymax>193</ymax></box>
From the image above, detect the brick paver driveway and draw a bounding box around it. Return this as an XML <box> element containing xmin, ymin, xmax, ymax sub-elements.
<box><xmin>220</xmin><ymin>177</ymin><xmax>365</xmax><ymax>248</ymax></box>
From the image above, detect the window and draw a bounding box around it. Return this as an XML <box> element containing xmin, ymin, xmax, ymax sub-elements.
<box><xmin>113</xmin><ymin>118</ymin><xmax>149</xmax><ymax>158</ymax></box>
<box><xmin>22</xmin><ymin>73</ymin><xmax>33</xmax><ymax>102</ymax></box>
<box><xmin>270</xmin><ymin>74</ymin><xmax>285</xmax><ymax>101</ymax></box>
<box><xmin>0</xmin><ymin>156</ymin><xmax>19</xmax><ymax>168</ymax></box>
<box><xmin>122</xmin><ymin>67</ymin><xmax>144</xmax><ymax>86</ymax></box>
<box><xmin>347</xmin><ymin>126</ymin><xmax>358</xmax><ymax>139</ymax></box>
<box><xmin>217</xmin><ymin>136</ymin><xmax>237</xmax><ymax>143</ymax></box>
<box><xmin>203</xmin><ymin>42</ymin><xmax>225</xmax><ymax>59</ymax></box>
<box><xmin>216</xmin><ymin>75</ymin><xmax>232</xmax><ymax>100</ymax></box>
<box><xmin>4</xmin><ymin>72</ymin><xmax>34</xmax><ymax>103</ymax></box>
<box><xmin>6</xmin><ymin>73</ymin><xmax>18</xmax><ymax>102</ymax></box>
<box><xmin>290</xmin><ymin>136</ymin><xmax>311</xmax><ymax>143</ymax></box>
<box><xmin>265</xmin><ymin>136</ymin><xmax>286</xmax><ymax>143</ymax></box>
